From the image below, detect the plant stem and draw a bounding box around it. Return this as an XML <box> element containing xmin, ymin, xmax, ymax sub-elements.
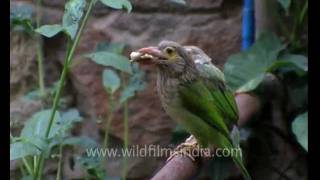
<box><xmin>10</xmin><ymin>132</ymin><xmax>14</xmax><ymax>143</ymax></box>
<box><xmin>289</xmin><ymin>0</ymin><xmax>308</xmax><ymax>51</ymax></box>
<box><xmin>44</xmin><ymin>0</ymin><xmax>96</xmax><ymax>137</ymax></box>
<box><xmin>35</xmin><ymin>0</ymin><xmax>41</xmax><ymax>28</ymax></box>
<box><xmin>298</xmin><ymin>0</ymin><xmax>308</xmax><ymax>26</ymax></box>
<box><xmin>35</xmin><ymin>0</ymin><xmax>46</xmax><ymax>97</ymax></box>
<box><xmin>121</xmin><ymin>100</ymin><xmax>129</xmax><ymax>180</ymax></box>
<box><xmin>56</xmin><ymin>145</ymin><xmax>63</xmax><ymax>180</ymax></box>
<box><xmin>33</xmin><ymin>0</ymin><xmax>96</xmax><ymax>179</ymax></box>
<box><xmin>36</xmin><ymin>41</ymin><xmax>45</xmax><ymax>97</ymax></box>
<box><xmin>19</xmin><ymin>161</ymin><xmax>27</xmax><ymax>177</ymax></box>
<box><xmin>22</xmin><ymin>157</ymin><xmax>34</xmax><ymax>177</ymax></box>
<box><xmin>33</xmin><ymin>155</ymin><xmax>38</xmax><ymax>175</ymax></box>
<box><xmin>103</xmin><ymin>94</ymin><xmax>115</xmax><ymax>149</ymax></box>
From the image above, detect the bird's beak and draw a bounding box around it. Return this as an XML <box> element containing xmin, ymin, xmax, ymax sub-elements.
<box><xmin>137</xmin><ymin>46</ymin><xmax>165</xmax><ymax>58</ymax></box>
<box><xmin>130</xmin><ymin>46</ymin><xmax>166</xmax><ymax>64</ymax></box>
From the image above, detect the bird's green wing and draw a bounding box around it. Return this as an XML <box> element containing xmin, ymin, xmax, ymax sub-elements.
<box><xmin>177</xmin><ymin>60</ymin><xmax>251</xmax><ymax>180</ymax></box>
<box><xmin>178</xmin><ymin>70</ymin><xmax>251</xmax><ymax>180</ymax></box>
<box><xmin>195</xmin><ymin>61</ymin><xmax>239</xmax><ymax>125</ymax></box>
<box><xmin>178</xmin><ymin>80</ymin><xmax>233</xmax><ymax>144</ymax></box>
<box><xmin>177</xmin><ymin>60</ymin><xmax>239</xmax><ymax>145</ymax></box>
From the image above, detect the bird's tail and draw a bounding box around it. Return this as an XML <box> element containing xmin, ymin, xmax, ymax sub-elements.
<box><xmin>229</xmin><ymin>126</ymin><xmax>251</xmax><ymax>180</ymax></box>
<box><xmin>216</xmin><ymin>139</ymin><xmax>251</xmax><ymax>180</ymax></box>
<box><xmin>232</xmin><ymin>153</ymin><xmax>252</xmax><ymax>180</ymax></box>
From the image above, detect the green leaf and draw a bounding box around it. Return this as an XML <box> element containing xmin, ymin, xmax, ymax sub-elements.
<box><xmin>21</xmin><ymin>109</ymin><xmax>82</xmax><ymax>141</ymax></box>
<box><xmin>250</xmin><ymin>32</ymin><xmax>285</xmax><ymax>61</ymax></box>
<box><xmin>102</xmin><ymin>69</ymin><xmax>121</xmax><ymax>94</ymax></box>
<box><xmin>35</xmin><ymin>24</ymin><xmax>64</xmax><ymax>38</ymax></box>
<box><xmin>278</xmin><ymin>0</ymin><xmax>291</xmax><ymax>11</ymax></box>
<box><xmin>99</xmin><ymin>0</ymin><xmax>132</xmax><ymax>13</ymax></box>
<box><xmin>236</xmin><ymin>74</ymin><xmax>265</xmax><ymax>93</ymax></box>
<box><xmin>61</xmin><ymin>108</ymin><xmax>82</xmax><ymax>123</ymax></box>
<box><xmin>23</xmin><ymin>89</ymin><xmax>42</xmax><ymax>101</ymax></box>
<box><xmin>76</xmin><ymin>155</ymin><xmax>106</xmax><ymax>179</ymax></box>
<box><xmin>28</xmin><ymin>109</ymin><xmax>83</xmax><ymax>151</ymax></box>
<box><xmin>21</xmin><ymin>110</ymin><xmax>62</xmax><ymax>139</ymax></box>
<box><xmin>269</xmin><ymin>54</ymin><xmax>308</xmax><ymax>72</ymax></box>
<box><xmin>62</xmin><ymin>0</ymin><xmax>86</xmax><ymax>39</ymax></box>
<box><xmin>281</xmin><ymin>54</ymin><xmax>308</xmax><ymax>71</ymax></box>
<box><xmin>95</xmin><ymin>42</ymin><xmax>125</xmax><ymax>54</ymax></box>
<box><xmin>10</xmin><ymin>140</ymin><xmax>41</xmax><ymax>160</ymax></box>
<box><xmin>292</xmin><ymin>112</ymin><xmax>308</xmax><ymax>151</ymax></box>
<box><xmin>21</xmin><ymin>176</ymin><xmax>33</xmax><ymax>180</ymax></box>
<box><xmin>10</xmin><ymin>3</ymin><xmax>34</xmax><ymax>33</ymax></box>
<box><xmin>35</xmin><ymin>0</ymin><xmax>86</xmax><ymax>39</ymax></box>
<box><xmin>11</xmin><ymin>136</ymin><xmax>48</xmax><ymax>152</ymax></box>
<box><xmin>119</xmin><ymin>63</ymin><xmax>145</xmax><ymax>103</ymax></box>
<box><xmin>224</xmin><ymin>32</ymin><xmax>285</xmax><ymax>92</ymax></box>
<box><xmin>10</xmin><ymin>4</ymin><xmax>32</xmax><ymax>21</ymax></box>
<box><xmin>56</xmin><ymin>108</ymin><xmax>83</xmax><ymax>139</ymax></box>
<box><xmin>64</xmin><ymin>24</ymin><xmax>78</xmax><ymax>39</ymax></box>
<box><xmin>86</xmin><ymin>52</ymin><xmax>132</xmax><ymax>73</ymax></box>
<box><xmin>104</xmin><ymin>176</ymin><xmax>121</xmax><ymax>180</ymax></box>
<box><xmin>170</xmin><ymin>0</ymin><xmax>186</xmax><ymax>5</ymax></box>
<box><xmin>29</xmin><ymin>136</ymin><xmax>49</xmax><ymax>150</ymax></box>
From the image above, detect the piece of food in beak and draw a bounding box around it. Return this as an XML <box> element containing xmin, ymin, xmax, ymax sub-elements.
<box><xmin>130</xmin><ymin>51</ymin><xmax>154</xmax><ymax>61</ymax></box>
<box><xmin>129</xmin><ymin>51</ymin><xmax>155</xmax><ymax>67</ymax></box>
<box><xmin>130</xmin><ymin>52</ymin><xmax>142</xmax><ymax>62</ymax></box>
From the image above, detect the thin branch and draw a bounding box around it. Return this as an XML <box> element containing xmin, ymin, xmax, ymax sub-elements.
<box><xmin>151</xmin><ymin>156</ymin><xmax>199</xmax><ymax>180</ymax></box>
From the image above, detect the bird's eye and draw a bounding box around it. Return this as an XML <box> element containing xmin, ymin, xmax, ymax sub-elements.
<box><xmin>164</xmin><ymin>47</ymin><xmax>174</xmax><ymax>55</ymax></box>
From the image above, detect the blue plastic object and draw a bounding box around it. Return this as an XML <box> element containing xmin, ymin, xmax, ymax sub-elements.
<box><xmin>241</xmin><ymin>0</ymin><xmax>255</xmax><ymax>50</ymax></box>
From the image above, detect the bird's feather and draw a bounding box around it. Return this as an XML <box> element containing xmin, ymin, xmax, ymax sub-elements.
<box><xmin>177</xmin><ymin>54</ymin><xmax>251</xmax><ymax>180</ymax></box>
<box><xmin>154</xmin><ymin>42</ymin><xmax>251</xmax><ymax>179</ymax></box>
<box><xmin>195</xmin><ymin>59</ymin><xmax>239</xmax><ymax>125</ymax></box>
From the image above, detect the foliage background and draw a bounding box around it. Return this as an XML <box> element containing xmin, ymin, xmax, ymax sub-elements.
<box><xmin>10</xmin><ymin>0</ymin><xmax>307</xmax><ymax>179</ymax></box>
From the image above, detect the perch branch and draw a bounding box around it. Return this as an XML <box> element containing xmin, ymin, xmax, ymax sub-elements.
<box><xmin>151</xmin><ymin>93</ymin><xmax>260</xmax><ymax>180</ymax></box>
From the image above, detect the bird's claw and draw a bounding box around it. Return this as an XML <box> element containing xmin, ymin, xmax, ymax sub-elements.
<box><xmin>167</xmin><ymin>135</ymin><xmax>199</xmax><ymax>162</ymax></box>
<box><xmin>167</xmin><ymin>150</ymin><xmax>195</xmax><ymax>162</ymax></box>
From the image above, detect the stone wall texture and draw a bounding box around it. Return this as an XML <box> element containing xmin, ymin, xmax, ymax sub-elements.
<box><xmin>11</xmin><ymin>0</ymin><xmax>243</xmax><ymax>179</ymax></box>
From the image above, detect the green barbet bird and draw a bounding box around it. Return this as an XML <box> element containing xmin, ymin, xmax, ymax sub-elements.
<box><xmin>131</xmin><ymin>41</ymin><xmax>251</xmax><ymax>180</ymax></box>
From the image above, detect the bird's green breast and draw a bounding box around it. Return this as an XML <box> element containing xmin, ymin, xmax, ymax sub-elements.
<box><xmin>156</xmin><ymin>72</ymin><xmax>221</xmax><ymax>147</ymax></box>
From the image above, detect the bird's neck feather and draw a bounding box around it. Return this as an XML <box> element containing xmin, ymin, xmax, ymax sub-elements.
<box><xmin>156</xmin><ymin>55</ymin><xmax>198</xmax><ymax>109</ymax></box>
<box><xmin>156</xmin><ymin>60</ymin><xmax>197</xmax><ymax>107</ymax></box>
<box><xmin>157</xmin><ymin>59</ymin><xmax>197</xmax><ymax>81</ymax></box>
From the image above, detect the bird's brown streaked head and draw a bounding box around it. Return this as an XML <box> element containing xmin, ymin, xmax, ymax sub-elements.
<box><xmin>130</xmin><ymin>41</ymin><xmax>191</xmax><ymax>65</ymax></box>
